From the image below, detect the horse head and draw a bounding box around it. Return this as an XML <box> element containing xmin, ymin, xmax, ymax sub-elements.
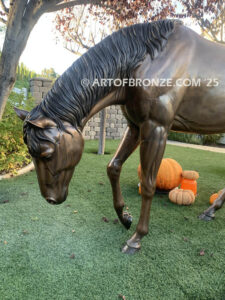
<box><xmin>15</xmin><ymin>108</ymin><xmax>84</xmax><ymax>205</ymax></box>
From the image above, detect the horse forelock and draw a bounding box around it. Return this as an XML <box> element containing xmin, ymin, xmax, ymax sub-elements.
<box><xmin>23</xmin><ymin>107</ymin><xmax>57</xmax><ymax>158</ymax></box>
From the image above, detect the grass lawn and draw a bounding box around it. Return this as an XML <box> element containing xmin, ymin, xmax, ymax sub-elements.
<box><xmin>0</xmin><ymin>140</ymin><xmax>225</xmax><ymax>300</ymax></box>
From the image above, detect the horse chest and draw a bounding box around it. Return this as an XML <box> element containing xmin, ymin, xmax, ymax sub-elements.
<box><xmin>124</xmin><ymin>87</ymin><xmax>176</xmax><ymax>127</ymax></box>
<box><xmin>123</xmin><ymin>95</ymin><xmax>151</xmax><ymax>126</ymax></box>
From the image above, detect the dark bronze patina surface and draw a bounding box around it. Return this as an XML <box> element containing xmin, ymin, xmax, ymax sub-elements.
<box><xmin>15</xmin><ymin>20</ymin><xmax>225</xmax><ymax>253</ymax></box>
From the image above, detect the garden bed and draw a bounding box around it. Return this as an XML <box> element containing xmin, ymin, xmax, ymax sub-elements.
<box><xmin>0</xmin><ymin>87</ymin><xmax>34</xmax><ymax>175</ymax></box>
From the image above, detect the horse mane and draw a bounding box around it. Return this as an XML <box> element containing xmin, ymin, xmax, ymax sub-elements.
<box><xmin>24</xmin><ymin>19</ymin><xmax>182</xmax><ymax>152</ymax></box>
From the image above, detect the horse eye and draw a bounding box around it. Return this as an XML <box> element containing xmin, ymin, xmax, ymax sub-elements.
<box><xmin>42</xmin><ymin>154</ymin><xmax>52</xmax><ymax>160</ymax></box>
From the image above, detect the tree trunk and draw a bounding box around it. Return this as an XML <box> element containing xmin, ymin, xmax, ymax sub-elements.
<box><xmin>0</xmin><ymin>0</ymin><xmax>95</xmax><ymax>120</ymax></box>
<box><xmin>98</xmin><ymin>108</ymin><xmax>106</xmax><ymax>155</ymax></box>
<box><xmin>0</xmin><ymin>3</ymin><xmax>38</xmax><ymax>120</ymax></box>
<box><xmin>0</xmin><ymin>44</ymin><xmax>19</xmax><ymax>118</ymax></box>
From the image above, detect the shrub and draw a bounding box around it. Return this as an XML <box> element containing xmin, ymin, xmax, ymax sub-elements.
<box><xmin>168</xmin><ymin>132</ymin><xmax>202</xmax><ymax>145</ymax></box>
<box><xmin>14</xmin><ymin>79</ymin><xmax>29</xmax><ymax>89</ymax></box>
<box><xmin>200</xmin><ymin>134</ymin><xmax>223</xmax><ymax>145</ymax></box>
<box><xmin>168</xmin><ymin>131</ymin><xmax>223</xmax><ymax>145</ymax></box>
<box><xmin>0</xmin><ymin>91</ymin><xmax>35</xmax><ymax>174</ymax></box>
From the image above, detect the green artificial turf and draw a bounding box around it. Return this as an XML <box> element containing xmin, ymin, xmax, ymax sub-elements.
<box><xmin>0</xmin><ymin>140</ymin><xmax>225</xmax><ymax>300</ymax></box>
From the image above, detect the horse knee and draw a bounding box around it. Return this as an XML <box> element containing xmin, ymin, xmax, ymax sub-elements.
<box><xmin>107</xmin><ymin>159</ymin><xmax>122</xmax><ymax>179</ymax></box>
<box><xmin>140</xmin><ymin>183</ymin><xmax>155</xmax><ymax>198</ymax></box>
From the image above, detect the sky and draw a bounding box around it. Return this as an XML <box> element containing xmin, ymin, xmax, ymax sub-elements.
<box><xmin>20</xmin><ymin>13</ymin><xmax>78</xmax><ymax>75</ymax></box>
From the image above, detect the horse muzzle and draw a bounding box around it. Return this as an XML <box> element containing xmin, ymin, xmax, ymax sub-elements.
<box><xmin>45</xmin><ymin>190</ymin><xmax>68</xmax><ymax>205</ymax></box>
<box><xmin>46</xmin><ymin>197</ymin><xmax>59</xmax><ymax>205</ymax></box>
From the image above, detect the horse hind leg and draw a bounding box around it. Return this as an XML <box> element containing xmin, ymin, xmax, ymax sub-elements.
<box><xmin>199</xmin><ymin>190</ymin><xmax>225</xmax><ymax>221</ymax></box>
<box><xmin>122</xmin><ymin>120</ymin><xmax>168</xmax><ymax>254</ymax></box>
<box><xmin>107</xmin><ymin>124</ymin><xmax>139</xmax><ymax>229</ymax></box>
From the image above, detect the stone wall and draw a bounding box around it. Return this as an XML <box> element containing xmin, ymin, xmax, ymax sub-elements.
<box><xmin>30</xmin><ymin>77</ymin><xmax>53</xmax><ymax>104</ymax></box>
<box><xmin>29</xmin><ymin>77</ymin><xmax>127</xmax><ymax>140</ymax></box>
<box><xmin>83</xmin><ymin>106</ymin><xmax>127</xmax><ymax>140</ymax></box>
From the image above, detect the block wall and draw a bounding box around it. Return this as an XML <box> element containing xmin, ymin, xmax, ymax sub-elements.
<box><xmin>29</xmin><ymin>78</ymin><xmax>127</xmax><ymax>139</ymax></box>
<box><xmin>29</xmin><ymin>77</ymin><xmax>53</xmax><ymax>104</ymax></box>
<box><xmin>83</xmin><ymin>106</ymin><xmax>127</xmax><ymax>140</ymax></box>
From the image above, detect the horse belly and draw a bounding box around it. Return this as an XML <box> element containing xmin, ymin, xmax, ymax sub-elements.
<box><xmin>173</xmin><ymin>87</ymin><xmax>225</xmax><ymax>134</ymax></box>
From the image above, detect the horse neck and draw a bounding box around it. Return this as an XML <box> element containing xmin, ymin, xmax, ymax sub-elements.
<box><xmin>40</xmin><ymin>69</ymin><xmax>124</xmax><ymax>131</ymax></box>
<box><xmin>41</xmin><ymin>21</ymin><xmax>177</xmax><ymax>128</ymax></box>
<box><xmin>81</xmin><ymin>88</ymin><xmax>125</xmax><ymax>129</ymax></box>
<box><xmin>42</xmin><ymin>53</ymin><xmax>127</xmax><ymax>128</ymax></box>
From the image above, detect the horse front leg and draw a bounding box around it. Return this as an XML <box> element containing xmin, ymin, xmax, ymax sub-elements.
<box><xmin>122</xmin><ymin>120</ymin><xmax>167</xmax><ymax>254</ymax></box>
<box><xmin>107</xmin><ymin>125</ymin><xmax>139</xmax><ymax>229</ymax></box>
<box><xmin>199</xmin><ymin>189</ymin><xmax>225</xmax><ymax>221</ymax></box>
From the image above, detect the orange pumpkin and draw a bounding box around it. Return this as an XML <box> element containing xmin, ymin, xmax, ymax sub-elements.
<box><xmin>156</xmin><ymin>158</ymin><xmax>182</xmax><ymax>190</ymax></box>
<box><xmin>209</xmin><ymin>190</ymin><xmax>223</xmax><ymax>205</ymax></box>
<box><xmin>181</xmin><ymin>178</ymin><xmax>197</xmax><ymax>195</ymax></box>
<box><xmin>209</xmin><ymin>193</ymin><xmax>218</xmax><ymax>205</ymax></box>
<box><xmin>138</xmin><ymin>183</ymin><xmax>141</xmax><ymax>194</ymax></box>
<box><xmin>138</xmin><ymin>159</ymin><xmax>182</xmax><ymax>190</ymax></box>
<box><xmin>181</xmin><ymin>170</ymin><xmax>199</xmax><ymax>195</ymax></box>
<box><xmin>138</xmin><ymin>164</ymin><xmax>142</xmax><ymax>180</ymax></box>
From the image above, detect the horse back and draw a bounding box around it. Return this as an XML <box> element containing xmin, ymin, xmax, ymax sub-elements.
<box><xmin>123</xmin><ymin>25</ymin><xmax>225</xmax><ymax>134</ymax></box>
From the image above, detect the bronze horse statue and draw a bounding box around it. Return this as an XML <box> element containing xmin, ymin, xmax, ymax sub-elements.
<box><xmin>15</xmin><ymin>20</ymin><xmax>225</xmax><ymax>254</ymax></box>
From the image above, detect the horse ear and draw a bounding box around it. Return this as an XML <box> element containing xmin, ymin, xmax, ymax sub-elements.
<box><xmin>27</xmin><ymin>118</ymin><xmax>56</xmax><ymax>129</ymax></box>
<box><xmin>14</xmin><ymin>107</ymin><xmax>29</xmax><ymax>121</ymax></box>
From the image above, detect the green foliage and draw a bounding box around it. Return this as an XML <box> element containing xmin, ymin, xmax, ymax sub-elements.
<box><xmin>0</xmin><ymin>91</ymin><xmax>35</xmax><ymax>174</ymax></box>
<box><xmin>1</xmin><ymin>62</ymin><xmax>59</xmax><ymax>174</ymax></box>
<box><xmin>200</xmin><ymin>134</ymin><xmax>223</xmax><ymax>145</ymax></box>
<box><xmin>16</xmin><ymin>62</ymin><xmax>38</xmax><ymax>81</ymax></box>
<box><xmin>168</xmin><ymin>131</ymin><xmax>223</xmax><ymax>145</ymax></box>
<box><xmin>0</xmin><ymin>25</ymin><xmax>6</xmax><ymax>32</ymax></box>
<box><xmin>14</xmin><ymin>79</ymin><xmax>29</xmax><ymax>89</ymax></box>
<box><xmin>168</xmin><ymin>131</ymin><xmax>203</xmax><ymax>145</ymax></box>
<box><xmin>41</xmin><ymin>67</ymin><xmax>59</xmax><ymax>80</ymax></box>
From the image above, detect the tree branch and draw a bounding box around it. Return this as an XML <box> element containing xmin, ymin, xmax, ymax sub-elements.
<box><xmin>90</xmin><ymin>32</ymin><xmax>96</xmax><ymax>46</ymax></box>
<box><xmin>46</xmin><ymin>0</ymin><xmax>101</xmax><ymax>13</ymax></box>
<box><xmin>64</xmin><ymin>43</ymin><xmax>83</xmax><ymax>56</ymax></box>
<box><xmin>73</xmin><ymin>5</ymin><xmax>85</xmax><ymax>33</ymax></box>
<box><xmin>0</xmin><ymin>0</ymin><xmax>9</xmax><ymax>15</ymax></box>
<box><xmin>0</xmin><ymin>16</ymin><xmax>6</xmax><ymax>24</ymax></box>
<box><xmin>69</xmin><ymin>31</ymin><xmax>90</xmax><ymax>50</ymax></box>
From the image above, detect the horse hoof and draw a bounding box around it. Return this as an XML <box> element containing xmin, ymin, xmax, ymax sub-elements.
<box><xmin>198</xmin><ymin>212</ymin><xmax>215</xmax><ymax>221</ymax></box>
<box><xmin>123</xmin><ymin>212</ymin><xmax>132</xmax><ymax>229</ymax></box>
<box><xmin>121</xmin><ymin>243</ymin><xmax>140</xmax><ymax>255</ymax></box>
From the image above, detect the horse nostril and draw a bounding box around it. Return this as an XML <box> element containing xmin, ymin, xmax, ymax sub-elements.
<box><xmin>46</xmin><ymin>197</ymin><xmax>57</xmax><ymax>205</ymax></box>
